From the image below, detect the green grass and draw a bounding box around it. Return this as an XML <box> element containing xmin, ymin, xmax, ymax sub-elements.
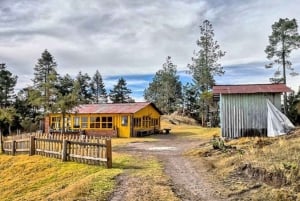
<box><xmin>0</xmin><ymin>119</ymin><xmax>224</xmax><ymax>201</ymax></box>
<box><xmin>0</xmin><ymin>154</ymin><xmax>123</xmax><ymax>201</ymax></box>
<box><xmin>0</xmin><ymin>147</ymin><xmax>177</xmax><ymax>201</ymax></box>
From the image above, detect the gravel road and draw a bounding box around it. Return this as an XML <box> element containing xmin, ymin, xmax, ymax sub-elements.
<box><xmin>109</xmin><ymin>134</ymin><xmax>227</xmax><ymax>201</ymax></box>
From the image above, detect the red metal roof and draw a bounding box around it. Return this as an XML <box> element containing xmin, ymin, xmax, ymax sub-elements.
<box><xmin>213</xmin><ymin>84</ymin><xmax>293</xmax><ymax>94</ymax></box>
<box><xmin>71</xmin><ymin>102</ymin><xmax>163</xmax><ymax>114</ymax></box>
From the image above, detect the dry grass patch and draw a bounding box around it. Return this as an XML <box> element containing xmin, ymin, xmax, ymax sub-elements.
<box><xmin>112</xmin><ymin>137</ymin><xmax>157</xmax><ymax>148</ymax></box>
<box><xmin>165</xmin><ymin>123</ymin><xmax>220</xmax><ymax>140</ymax></box>
<box><xmin>113</xmin><ymin>154</ymin><xmax>179</xmax><ymax>201</ymax></box>
<box><xmin>189</xmin><ymin>129</ymin><xmax>300</xmax><ymax>200</ymax></box>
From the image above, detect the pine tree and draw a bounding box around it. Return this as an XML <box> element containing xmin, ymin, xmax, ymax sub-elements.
<box><xmin>182</xmin><ymin>82</ymin><xmax>199</xmax><ymax>116</ymax></box>
<box><xmin>144</xmin><ymin>56</ymin><xmax>182</xmax><ymax>114</ymax></box>
<box><xmin>0</xmin><ymin>107</ymin><xmax>16</xmax><ymax>135</ymax></box>
<box><xmin>76</xmin><ymin>71</ymin><xmax>92</xmax><ymax>103</ymax></box>
<box><xmin>286</xmin><ymin>89</ymin><xmax>300</xmax><ymax>124</ymax></box>
<box><xmin>32</xmin><ymin>49</ymin><xmax>58</xmax><ymax>113</ymax></box>
<box><xmin>265</xmin><ymin>18</ymin><xmax>300</xmax><ymax>114</ymax></box>
<box><xmin>109</xmin><ymin>77</ymin><xmax>133</xmax><ymax>103</ymax></box>
<box><xmin>0</xmin><ymin>63</ymin><xmax>17</xmax><ymax>108</ymax></box>
<box><xmin>188</xmin><ymin>20</ymin><xmax>225</xmax><ymax>125</ymax></box>
<box><xmin>90</xmin><ymin>70</ymin><xmax>107</xmax><ymax>103</ymax></box>
<box><xmin>55</xmin><ymin>80</ymin><xmax>81</xmax><ymax>132</ymax></box>
<box><xmin>57</xmin><ymin>74</ymin><xmax>74</xmax><ymax>96</ymax></box>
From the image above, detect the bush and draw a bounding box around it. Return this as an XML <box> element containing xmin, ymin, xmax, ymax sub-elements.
<box><xmin>211</xmin><ymin>136</ymin><xmax>225</xmax><ymax>150</ymax></box>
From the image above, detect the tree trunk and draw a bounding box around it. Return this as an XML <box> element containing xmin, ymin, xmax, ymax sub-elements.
<box><xmin>0</xmin><ymin>129</ymin><xmax>3</xmax><ymax>153</ymax></box>
<box><xmin>62</xmin><ymin>112</ymin><xmax>66</xmax><ymax>133</ymax></box>
<box><xmin>282</xmin><ymin>38</ymin><xmax>288</xmax><ymax>114</ymax></box>
<box><xmin>8</xmin><ymin>125</ymin><xmax>11</xmax><ymax>135</ymax></box>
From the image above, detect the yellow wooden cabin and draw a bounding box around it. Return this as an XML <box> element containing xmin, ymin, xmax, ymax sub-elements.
<box><xmin>46</xmin><ymin>102</ymin><xmax>163</xmax><ymax>138</ymax></box>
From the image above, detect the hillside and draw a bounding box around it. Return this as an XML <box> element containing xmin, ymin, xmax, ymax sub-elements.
<box><xmin>0</xmin><ymin>155</ymin><xmax>122</xmax><ymax>200</ymax></box>
<box><xmin>186</xmin><ymin>127</ymin><xmax>300</xmax><ymax>200</ymax></box>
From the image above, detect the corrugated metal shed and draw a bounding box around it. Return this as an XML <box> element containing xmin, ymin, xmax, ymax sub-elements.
<box><xmin>71</xmin><ymin>102</ymin><xmax>163</xmax><ymax>115</ymax></box>
<box><xmin>213</xmin><ymin>84</ymin><xmax>293</xmax><ymax>138</ymax></box>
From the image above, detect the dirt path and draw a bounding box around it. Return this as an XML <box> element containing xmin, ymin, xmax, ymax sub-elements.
<box><xmin>109</xmin><ymin>134</ymin><xmax>227</xmax><ymax>201</ymax></box>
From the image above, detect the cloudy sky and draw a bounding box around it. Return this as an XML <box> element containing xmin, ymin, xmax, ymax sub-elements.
<box><xmin>1</xmin><ymin>0</ymin><xmax>300</xmax><ymax>101</ymax></box>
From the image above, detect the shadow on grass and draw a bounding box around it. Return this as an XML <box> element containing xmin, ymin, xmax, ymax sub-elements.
<box><xmin>112</xmin><ymin>162</ymin><xmax>144</xmax><ymax>170</ymax></box>
<box><xmin>172</xmin><ymin>131</ymin><xmax>199</xmax><ymax>136</ymax></box>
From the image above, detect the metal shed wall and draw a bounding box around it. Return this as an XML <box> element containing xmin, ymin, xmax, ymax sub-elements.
<box><xmin>220</xmin><ymin>93</ymin><xmax>281</xmax><ymax>138</ymax></box>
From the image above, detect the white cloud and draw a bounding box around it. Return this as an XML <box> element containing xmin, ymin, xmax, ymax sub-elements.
<box><xmin>1</xmin><ymin>0</ymin><xmax>300</xmax><ymax>97</ymax></box>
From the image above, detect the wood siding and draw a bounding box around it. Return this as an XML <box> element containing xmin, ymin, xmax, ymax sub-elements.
<box><xmin>132</xmin><ymin>104</ymin><xmax>161</xmax><ymax>137</ymax></box>
<box><xmin>47</xmin><ymin>104</ymin><xmax>161</xmax><ymax>138</ymax></box>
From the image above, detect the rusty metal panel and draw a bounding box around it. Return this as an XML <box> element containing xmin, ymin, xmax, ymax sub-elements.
<box><xmin>220</xmin><ymin>93</ymin><xmax>281</xmax><ymax>138</ymax></box>
<box><xmin>71</xmin><ymin>102</ymin><xmax>163</xmax><ymax>115</ymax></box>
<box><xmin>213</xmin><ymin>84</ymin><xmax>292</xmax><ymax>94</ymax></box>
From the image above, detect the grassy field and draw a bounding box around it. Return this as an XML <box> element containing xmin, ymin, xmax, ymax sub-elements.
<box><xmin>0</xmin><ymin>154</ymin><xmax>121</xmax><ymax>200</ymax></box>
<box><xmin>1</xmin><ymin>117</ymin><xmax>298</xmax><ymax>200</ymax></box>
<box><xmin>0</xmin><ymin>130</ymin><xmax>177</xmax><ymax>201</ymax></box>
<box><xmin>0</xmin><ymin>151</ymin><xmax>176</xmax><ymax>201</ymax></box>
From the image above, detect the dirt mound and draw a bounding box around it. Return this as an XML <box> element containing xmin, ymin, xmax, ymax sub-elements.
<box><xmin>238</xmin><ymin>163</ymin><xmax>287</xmax><ymax>188</ymax></box>
<box><xmin>161</xmin><ymin>113</ymin><xmax>198</xmax><ymax>126</ymax></box>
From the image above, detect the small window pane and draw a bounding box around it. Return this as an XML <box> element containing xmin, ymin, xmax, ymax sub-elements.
<box><xmin>122</xmin><ymin>116</ymin><xmax>128</xmax><ymax>126</ymax></box>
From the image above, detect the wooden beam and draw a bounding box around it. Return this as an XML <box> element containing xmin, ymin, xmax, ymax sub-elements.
<box><xmin>29</xmin><ymin>136</ymin><xmax>35</xmax><ymax>156</ymax></box>
<box><xmin>106</xmin><ymin>139</ymin><xmax>112</xmax><ymax>168</ymax></box>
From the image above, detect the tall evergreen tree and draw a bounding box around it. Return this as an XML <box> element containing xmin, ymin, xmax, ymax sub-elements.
<box><xmin>109</xmin><ymin>77</ymin><xmax>133</xmax><ymax>103</ymax></box>
<box><xmin>32</xmin><ymin>49</ymin><xmax>58</xmax><ymax>113</ymax></box>
<box><xmin>0</xmin><ymin>63</ymin><xmax>17</xmax><ymax>108</ymax></box>
<box><xmin>286</xmin><ymin>89</ymin><xmax>300</xmax><ymax>125</ymax></box>
<box><xmin>55</xmin><ymin>80</ymin><xmax>81</xmax><ymax>132</ymax></box>
<box><xmin>14</xmin><ymin>87</ymin><xmax>40</xmax><ymax>132</ymax></box>
<box><xmin>144</xmin><ymin>56</ymin><xmax>182</xmax><ymax>114</ymax></box>
<box><xmin>188</xmin><ymin>20</ymin><xmax>225</xmax><ymax>125</ymax></box>
<box><xmin>182</xmin><ymin>82</ymin><xmax>199</xmax><ymax>116</ymax></box>
<box><xmin>265</xmin><ymin>18</ymin><xmax>300</xmax><ymax>114</ymax></box>
<box><xmin>90</xmin><ymin>70</ymin><xmax>107</xmax><ymax>103</ymax></box>
<box><xmin>76</xmin><ymin>71</ymin><xmax>92</xmax><ymax>103</ymax></box>
<box><xmin>57</xmin><ymin>74</ymin><xmax>74</xmax><ymax>96</ymax></box>
<box><xmin>0</xmin><ymin>107</ymin><xmax>16</xmax><ymax>135</ymax></box>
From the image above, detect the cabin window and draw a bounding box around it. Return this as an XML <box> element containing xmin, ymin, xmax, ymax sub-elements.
<box><xmin>51</xmin><ymin>117</ymin><xmax>61</xmax><ymax>130</ymax></box>
<box><xmin>64</xmin><ymin>117</ymin><xmax>71</xmax><ymax>130</ymax></box>
<box><xmin>102</xmin><ymin>116</ymin><xmax>113</xmax><ymax>128</ymax></box>
<box><xmin>81</xmin><ymin>117</ymin><xmax>88</xmax><ymax>128</ymax></box>
<box><xmin>73</xmin><ymin>117</ymin><xmax>80</xmax><ymax>128</ymax></box>
<box><xmin>121</xmin><ymin>116</ymin><xmax>128</xmax><ymax>126</ymax></box>
<box><xmin>142</xmin><ymin>116</ymin><xmax>151</xmax><ymax>128</ymax></box>
<box><xmin>134</xmin><ymin>118</ymin><xmax>141</xmax><ymax>128</ymax></box>
<box><xmin>151</xmin><ymin>118</ymin><xmax>159</xmax><ymax>126</ymax></box>
<box><xmin>90</xmin><ymin>116</ymin><xmax>101</xmax><ymax>128</ymax></box>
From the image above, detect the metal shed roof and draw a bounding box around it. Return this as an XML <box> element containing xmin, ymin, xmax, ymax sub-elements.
<box><xmin>213</xmin><ymin>83</ymin><xmax>292</xmax><ymax>94</ymax></box>
<box><xmin>71</xmin><ymin>102</ymin><xmax>163</xmax><ymax>114</ymax></box>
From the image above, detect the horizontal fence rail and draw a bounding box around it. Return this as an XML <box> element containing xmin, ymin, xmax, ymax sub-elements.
<box><xmin>0</xmin><ymin>133</ymin><xmax>112</xmax><ymax>168</ymax></box>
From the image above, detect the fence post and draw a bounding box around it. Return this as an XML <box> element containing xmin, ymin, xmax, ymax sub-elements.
<box><xmin>29</xmin><ymin>136</ymin><xmax>35</xmax><ymax>156</ymax></box>
<box><xmin>12</xmin><ymin>140</ymin><xmax>16</xmax><ymax>156</ymax></box>
<box><xmin>62</xmin><ymin>139</ymin><xmax>68</xmax><ymax>162</ymax></box>
<box><xmin>106</xmin><ymin>139</ymin><xmax>112</xmax><ymax>168</ymax></box>
<box><xmin>0</xmin><ymin>132</ymin><xmax>3</xmax><ymax>154</ymax></box>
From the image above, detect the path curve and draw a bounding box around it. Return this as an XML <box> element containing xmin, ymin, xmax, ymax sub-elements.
<box><xmin>110</xmin><ymin>134</ymin><xmax>226</xmax><ymax>201</ymax></box>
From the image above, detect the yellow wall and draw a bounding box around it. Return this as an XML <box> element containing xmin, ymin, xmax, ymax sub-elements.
<box><xmin>115</xmin><ymin>114</ymin><xmax>131</xmax><ymax>138</ymax></box>
<box><xmin>48</xmin><ymin>104</ymin><xmax>161</xmax><ymax>138</ymax></box>
<box><xmin>133</xmin><ymin>105</ymin><xmax>161</xmax><ymax>133</ymax></box>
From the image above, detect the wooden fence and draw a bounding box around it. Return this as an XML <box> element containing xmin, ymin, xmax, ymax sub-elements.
<box><xmin>0</xmin><ymin>133</ymin><xmax>112</xmax><ymax>168</ymax></box>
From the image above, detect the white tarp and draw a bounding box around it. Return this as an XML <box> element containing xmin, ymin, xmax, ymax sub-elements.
<box><xmin>267</xmin><ymin>99</ymin><xmax>295</xmax><ymax>137</ymax></box>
